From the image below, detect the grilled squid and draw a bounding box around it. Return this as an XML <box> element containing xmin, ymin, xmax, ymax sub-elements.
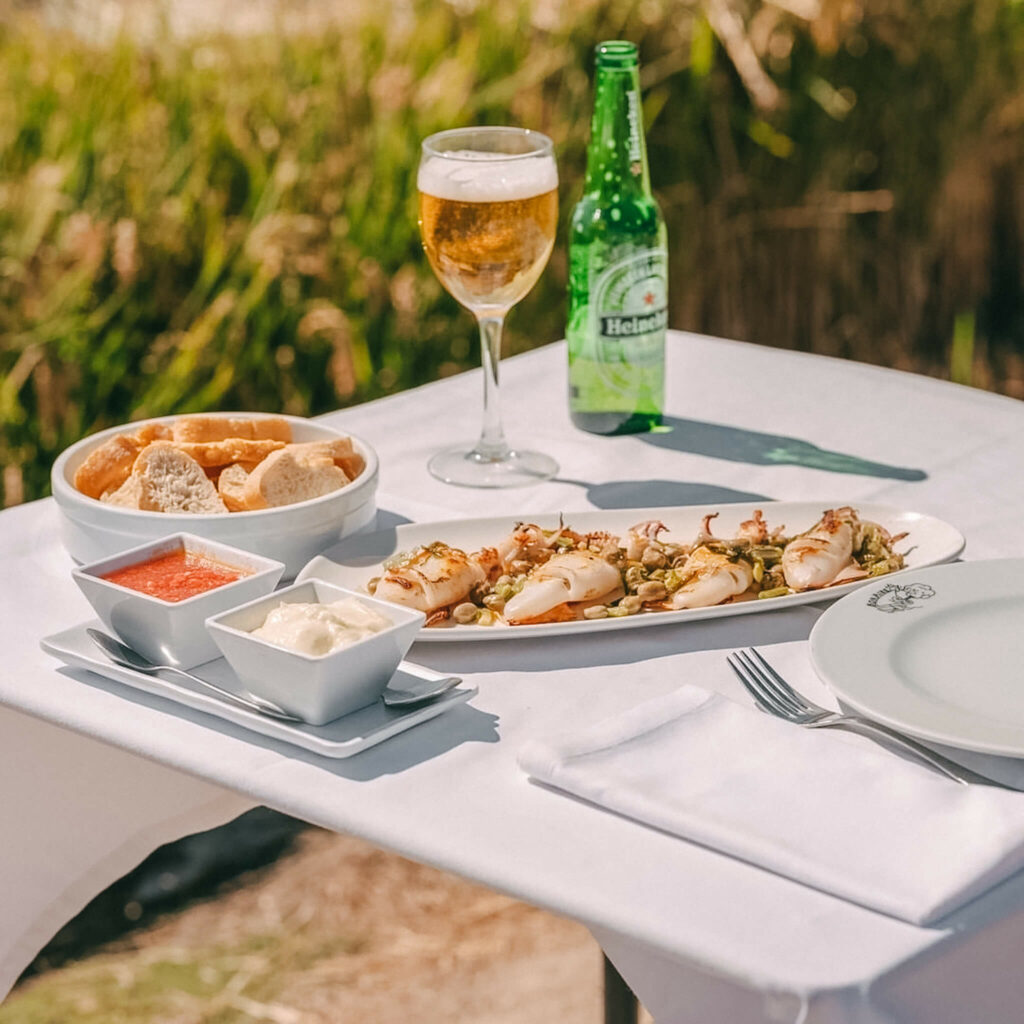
<box><xmin>504</xmin><ymin>550</ymin><xmax>622</xmax><ymax>625</ymax></box>
<box><xmin>781</xmin><ymin>507</ymin><xmax>860</xmax><ymax>590</ymax></box>
<box><xmin>624</xmin><ymin>520</ymin><xmax>668</xmax><ymax>561</ymax></box>
<box><xmin>373</xmin><ymin>542</ymin><xmax>485</xmax><ymax>614</ymax></box>
<box><xmin>668</xmin><ymin>546</ymin><xmax>754</xmax><ymax>609</ymax></box>
<box><xmin>736</xmin><ymin>509</ymin><xmax>776</xmax><ymax>544</ymax></box>
<box><xmin>496</xmin><ymin>521</ymin><xmax>573</xmax><ymax>574</ymax></box>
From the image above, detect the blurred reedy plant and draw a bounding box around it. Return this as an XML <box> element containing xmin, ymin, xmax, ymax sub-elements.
<box><xmin>0</xmin><ymin>0</ymin><xmax>1022</xmax><ymax>505</ymax></box>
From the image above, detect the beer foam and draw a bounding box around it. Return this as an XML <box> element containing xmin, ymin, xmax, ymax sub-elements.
<box><xmin>418</xmin><ymin>150</ymin><xmax>558</xmax><ymax>202</ymax></box>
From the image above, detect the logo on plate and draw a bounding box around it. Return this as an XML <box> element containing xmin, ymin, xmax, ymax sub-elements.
<box><xmin>867</xmin><ymin>582</ymin><xmax>936</xmax><ymax>613</ymax></box>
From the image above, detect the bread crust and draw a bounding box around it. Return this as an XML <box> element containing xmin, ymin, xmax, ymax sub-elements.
<box><xmin>336</xmin><ymin>450</ymin><xmax>366</xmax><ymax>482</ymax></box>
<box><xmin>285</xmin><ymin>439</ymin><xmax>365</xmax><ymax>481</ymax></box>
<box><xmin>171</xmin><ymin>416</ymin><xmax>292</xmax><ymax>444</ymax></box>
<box><xmin>217</xmin><ymin>462</ymin><xmax>253</xmax><ymax>512</ymax></box>
<box><xmin>175</xmin><ymin>439</ymin><xmax>286</xmax><ymax>468</ymax></box>
<box><xmin>135</xmin><ymin>423</ymin><xmax>174</xmax><ymax>444</ymax></box>
<box><xmin>73</xmin><ymin>433</ymin><xmax>147</xmax><ymax>499</ymax></box>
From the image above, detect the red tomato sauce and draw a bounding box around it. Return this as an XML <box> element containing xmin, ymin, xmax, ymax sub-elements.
<box><xmin>103</xmin><ymin>549</ymin><xmax>249</xmax><ymax>602</ymax></box>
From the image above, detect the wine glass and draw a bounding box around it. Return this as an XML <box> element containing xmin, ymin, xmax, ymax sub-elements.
<box><xmin>417</xmin><ymin>126</ymin><xmax>559</xmax><ymax>488</ymax></box>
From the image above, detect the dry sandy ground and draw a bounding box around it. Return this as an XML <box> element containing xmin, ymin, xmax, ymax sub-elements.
<box><xmin>10</xmin><ymin>828</ymin><xmax>653</xmax><ymax>1023</ymax></box>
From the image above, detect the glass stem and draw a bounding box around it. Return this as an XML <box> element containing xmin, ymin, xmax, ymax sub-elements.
<box><xmin>475</xmin><ymin>314</ymin><xmax>510</xmax><ymax>460</ymax></box>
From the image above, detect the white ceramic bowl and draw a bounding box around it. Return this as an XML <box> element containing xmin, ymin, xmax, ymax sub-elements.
<box><xmin>206</xmin><ymin>579</ymin><xmax>425</xmax><ymax>724</ymax></box>
<box><xmin>73</xmin><ymin>532</ymin><xmax>285</xmax><ymax>670</ymax></box>
<box><xmin>51</xmin><ymin>413</ymin><xmax>379</xmax><ymax>577</ymax></box>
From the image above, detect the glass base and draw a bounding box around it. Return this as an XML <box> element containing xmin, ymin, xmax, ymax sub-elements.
<box><xmin>428</xmin><ymin>445</ymin><xmax>559</xmax><ymax>489</ymax></box>
<box><xmin>570</xmin><ymin>409</ymin><xmax>663</xmax><ymax>435</ymax></box>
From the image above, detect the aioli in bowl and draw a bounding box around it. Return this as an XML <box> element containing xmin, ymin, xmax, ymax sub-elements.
<box><xmin>250</xmin><ymin>597</ymin><xmax>392</xmax><ymax>656</ymax></box>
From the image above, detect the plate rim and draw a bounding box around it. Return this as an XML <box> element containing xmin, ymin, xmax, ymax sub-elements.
<box><xmin>809</xmin><ymin>558</ymin><xmax>1024</xmax><ymax>756</ymax></box>
<box><xmin>298</xmin><ymin>500</ymin><xmax>966</xmax><ymax>642</ymax></box>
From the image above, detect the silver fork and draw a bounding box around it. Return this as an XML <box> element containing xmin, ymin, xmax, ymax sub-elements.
<box><xmin>727</xmin><ymin>647</ymin><xmax>983</xmax><ymax>785</ymax></box>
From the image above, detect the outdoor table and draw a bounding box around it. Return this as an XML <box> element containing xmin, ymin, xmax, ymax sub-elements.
<box><xmin>3</xmin><ymin>330</ymin><xmax>1024</xmax><ymax>1022</ymax></box>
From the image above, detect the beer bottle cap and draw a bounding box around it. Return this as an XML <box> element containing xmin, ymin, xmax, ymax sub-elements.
<box><xmin>595</xmin><ymin>40</ymin><xmax>638</xmax><ymax>69</ymax></box>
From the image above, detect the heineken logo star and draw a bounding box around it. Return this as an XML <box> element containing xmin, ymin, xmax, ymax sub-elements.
<box><xmin>643</xmin><ymin>291</ymin><xmax>656</xmax><ymax>305</ymax></box>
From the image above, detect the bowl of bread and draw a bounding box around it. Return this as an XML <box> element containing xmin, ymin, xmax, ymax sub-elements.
<box><xmin>52</xmin><ymin>413</ymin><xmax>378</xmax><ymax>576</ymax></box>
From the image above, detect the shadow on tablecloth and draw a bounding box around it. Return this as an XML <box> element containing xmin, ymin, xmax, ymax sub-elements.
<box><xmin>556</xmin><ymin>478</ymin><xmax>772</xmax><ymax>509</ymax></box>
<box><xmin>638</xmin><ymin>416</ymin><xmax>927</xmax><ymax>481</ymax></box>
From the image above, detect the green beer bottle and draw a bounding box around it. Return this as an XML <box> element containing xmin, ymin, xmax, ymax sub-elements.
<box><xmin>568</xmin><ymin>40</ymin><xmax>667</xmax><ymax>435</ymax></box>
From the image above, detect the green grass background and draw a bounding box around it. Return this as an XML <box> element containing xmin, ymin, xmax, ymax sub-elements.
<box><xmin>1</xmin><ymin>0</ymin><xmax>1022</xmax><ymax>505</ymax></box>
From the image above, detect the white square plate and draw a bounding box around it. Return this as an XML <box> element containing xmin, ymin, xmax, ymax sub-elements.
<box><xmin>40</xmin><ymin>621</ymin><xmax>476</xmax><ymax>758</ymax></box>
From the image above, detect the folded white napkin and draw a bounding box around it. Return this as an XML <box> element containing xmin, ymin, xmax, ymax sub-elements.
<box><xmin>518</xmin><ymin>645</ymin><xmax>1024</xmax><ymax>925</ymax></box>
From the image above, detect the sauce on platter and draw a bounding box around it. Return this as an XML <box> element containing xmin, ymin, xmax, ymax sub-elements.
<box><xmin>103</xmin><ymin>549</ymin><xmax>249</xmax><ymax>602</ymax></box>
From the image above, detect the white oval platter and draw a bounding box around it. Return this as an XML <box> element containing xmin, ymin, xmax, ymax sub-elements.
<box><xmin>298</xmin><ymin>501</ymin><xmax>965</xmax><ymax>642</ymax></box>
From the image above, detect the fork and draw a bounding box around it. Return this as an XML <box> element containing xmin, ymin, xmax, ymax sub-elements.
<box><xmin>727</xmin><ymin>647</ymin><xmax>983</xmax><ymax>785</ymax></box>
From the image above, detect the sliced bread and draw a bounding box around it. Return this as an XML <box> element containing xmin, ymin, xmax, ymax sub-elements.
<box><xmin>134</xmin><ymin>442</ymin><xmax>228</xmax><ymax>514</ymax></box>
<box><xmin>100</xmin><ymin>474</ymin><xmax>142</xmax><ymax>509</ymax></box>
<box><xmin>73</xmin><ymin>432</ymin><xmax>147</xmax><ymax>499</ymax></box>
<box><xmin>242</xmin><ymin>448</ymin><xmax>347</xmax><ymax>510</ymax></box>
<box><xmin>174</xmin><ymin>438</ymin><xmax>286</xmax><ymax>468</ymax></box>
<box><xmin>285</xmin><ymin>439</ymin><xmax>365</xmax><ymax>482</ymax></box>
<box><xmin>217</xmin><ymin>462</ymin><xmax>253</xmax><ymax>512</ymax></box>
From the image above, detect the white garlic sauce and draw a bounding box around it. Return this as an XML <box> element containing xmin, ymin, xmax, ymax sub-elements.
<box><xmin>251</xmin><ymin>597</ymin><xmax>392</xmax><ymax>656</ymax></box>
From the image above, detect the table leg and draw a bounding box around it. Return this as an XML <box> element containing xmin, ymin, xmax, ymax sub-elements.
<box><xmin>604</xmin><ymin>952</ymin><xmax>640</xmax><ymax>1024</ymax></box>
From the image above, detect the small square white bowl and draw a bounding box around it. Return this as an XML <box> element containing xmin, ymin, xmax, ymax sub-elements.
<box><xmin>72</xmin><ymin>533</ymin><xmax>285</xmax><ymax>670</ymax></box>
<box><xmin>205</xmin><ymin>579</ymin><xmax>425</xmax><ymax>725</ymax></box>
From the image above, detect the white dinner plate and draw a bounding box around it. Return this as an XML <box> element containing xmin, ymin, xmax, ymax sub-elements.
<box><xmin>41</xmin><ymin>621</ymin><xmax>477</xmax><ymax>758</ymax></box>
<box><xmin>810</xmin><ymin>559</ymin><xmax>1024</xmax><ymax>756</ymax></box>
<box><xmin>298</xmin><ymin>501</ymin><xmax>965</xmax><ymax>642</ymax></box>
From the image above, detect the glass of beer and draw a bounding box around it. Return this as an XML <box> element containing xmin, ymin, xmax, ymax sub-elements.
<box><xmin>417</xmin><ymin>126</ymin><xmax>559</xmax><ymax>487</ymax></box>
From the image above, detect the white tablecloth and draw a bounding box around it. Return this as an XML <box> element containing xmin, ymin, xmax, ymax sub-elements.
<box><xmin>3</xmin><ymin>331</ymin><xmax>1024</xmax><ymax>1022</ymax></box>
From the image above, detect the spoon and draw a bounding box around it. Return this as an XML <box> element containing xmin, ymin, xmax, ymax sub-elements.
<box><xmin>86</xmin><ymin>629</ymin><xmax>462</xmax><ymax>720</ymax></box>
<box><xmin>386</xmin><ymin>663</ymin><xmax>463</xmax><ymax>707</ymax></box>
<box><xmin>87</xmin><ymin>628</ymin><xmax>304</xmax><ymax>722</ymax></box>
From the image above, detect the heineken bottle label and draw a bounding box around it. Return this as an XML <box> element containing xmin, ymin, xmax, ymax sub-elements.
<box><xmin>590</xmin><ymin>248</ymin><xmax>667</xmax><ymax>381</ymax></box>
